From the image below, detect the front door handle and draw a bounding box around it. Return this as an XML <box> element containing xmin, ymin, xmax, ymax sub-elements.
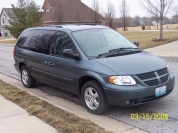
<box><xmin>48</xmin><ymin>62</ymin><xmax>55</xmax><ymax>66</ymax></box>
<box><xmin>42</xmin><ymin>60</ymin><xmax>48</xmax><ymax>65</ymax></box>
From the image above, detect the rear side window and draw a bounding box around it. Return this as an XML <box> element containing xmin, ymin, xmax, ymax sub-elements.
<box><xmin>16</xmin><ymin>29</ymin><xmax>56</xmax><ymax>55</ymax></box>
<box><xmin>30</xmin><ymin>30</ymin><xmax>56</xmax><ymax>54</ymax></box>
<box><xmin>16</xmin><ymin>30</ymin><xmax>36</xmax><ymax>48</ymax></box>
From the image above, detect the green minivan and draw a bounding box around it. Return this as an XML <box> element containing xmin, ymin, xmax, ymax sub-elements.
<box><xmin>14</xmin><ymin>25</ymin><xmax>175</xmax><ymax>114</ymax></box>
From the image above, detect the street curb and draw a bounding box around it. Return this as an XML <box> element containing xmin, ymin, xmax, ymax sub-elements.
<box><xmin>0</xmin><ymin>73</ymin><xmax>147</xmax><ymax>133</ymax></box>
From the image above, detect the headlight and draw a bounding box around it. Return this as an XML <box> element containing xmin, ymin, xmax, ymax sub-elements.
<box><xmin>109</xmin><ymin>76</ymin><xmax>136</xmax><ymax>85</ymax></box>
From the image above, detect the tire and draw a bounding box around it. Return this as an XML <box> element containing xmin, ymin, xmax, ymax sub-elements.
<box><xmin>21</xmin><ymin>65</ymin><xmax>35</xmax><ymax>88</ymax></box>
<box><xmin>82</xmin><ymin>80</ymin><xmax>109</xmax><ymax>115</ymax></box>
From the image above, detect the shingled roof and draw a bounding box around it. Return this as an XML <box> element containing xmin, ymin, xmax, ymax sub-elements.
<box><xmin>42</xmin><ymin>0</ymin><xmax>57</xmax><ymax>8</ymax></box>
<box><xmin>41</xmin><ymin>0</ymin><xmax>105</xmax><ymax>23</ymax></box>
<box><xmin>1</xmin><ymin>8</ymin><xmax>14</xmax><ymax>17</ymax></box>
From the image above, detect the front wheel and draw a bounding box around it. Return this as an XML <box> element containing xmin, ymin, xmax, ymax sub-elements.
<box><xmin>21</xmin><ymin>65</ymin><xmax>36</xmax><ymax>88</ymax></box>
<box><xmin>82</xmin><ymin>80</ymin><xmax>109</xmax><ymax>115</ymax></box>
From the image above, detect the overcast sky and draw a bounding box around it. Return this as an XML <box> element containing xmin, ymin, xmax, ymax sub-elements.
<box><xmin>0</xmin><ymin>0</ymin><xmax>176</xmax><ymax>18</ymax></box>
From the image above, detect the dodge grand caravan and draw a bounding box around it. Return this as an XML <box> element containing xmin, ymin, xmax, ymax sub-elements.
<box><xmin>14</xmin><ymin>25</ymin><xmax>175</xmax><ymax>114</ymax></box>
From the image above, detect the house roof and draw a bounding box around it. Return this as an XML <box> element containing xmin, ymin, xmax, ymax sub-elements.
<box><xmin>2</xmin><ymin>8</ymin><xmax>14</xmax><ymax>17</ymax></box>
<box><xmin>41</xmin><ymin>0</ymin><xmax>105</xmax><ymax>23</ymax></box>
<box><xmin>47</xmin><ymin>0</ymin><xmax>58</xmax><ymax>7</ymax></box>
<box><xmin>42</xmin><ymin>0</ymin><xmax>57</xmax><ymax>9</ymax></box>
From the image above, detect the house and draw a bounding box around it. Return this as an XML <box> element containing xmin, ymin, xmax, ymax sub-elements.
<box><xmin>41</xmin><ymin>0</ymin><xmax>105</xmax><ymax>25</ymax></box>
<box><xmin>0</xmin><ymin>8</ymin><xmax>14</xmax><ymax>37</ymax></box>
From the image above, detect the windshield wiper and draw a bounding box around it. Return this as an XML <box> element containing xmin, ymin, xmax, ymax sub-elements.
<box><xmin>97</xmin><ymin>52</ymin><xmax>110</xmax><ymax>58</ymax></box>
<box><xmin>109</xmin><ymin>47</ymin><xmax>139</xmax><ymax>53</ymax></box>
<box><xmin>97</xmin><ymin>48</ymin><xmax>141</xmax><ymax>58</ymax></box>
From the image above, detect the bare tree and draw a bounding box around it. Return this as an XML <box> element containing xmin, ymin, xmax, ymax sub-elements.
<box><xmin>55</xmin><ymin>0</ymin><xmax>64</xmax><ymax>24</ymax></box>
<box><xmin>175</xmin><ymin>6</ymin><xmax>178</xmax><ymax>27</ymax></box>
<box><xmin>120</xmin><ymin>0</ymin><xmax>130</xmax><ymax>30</ymax></box>
<box><xmin>105</xmin><ymin>1</ymin><xmax>115</xmax><ymax>28</ymax></box>
<box><xmin>139</xmin><ymin>0</ymin><xmax>175</xmax><ymax>39</ymax></box>
<box><xmin>91</xmin><ymin>0</ymin><xmax>100</xmax><ymax>24</ymax></box>
<box><xmin>135</xmin><ymin>15</ymin><xmax>141</xmax><ymax>26</ymax></box>
<box><xmin>152</xmin><ymin>11</ymin><xmax>160</xmax><ymax>29</ymax></box>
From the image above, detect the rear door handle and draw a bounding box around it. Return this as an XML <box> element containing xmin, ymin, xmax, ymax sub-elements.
<box><xmin>48</xmin><ymin>62</ymin><xmax>55</xmax><ymax>66</ymax></box>
<box><xmin>42</xmin><ymin>60</ymin><xmax>48</xmax><ymax>65</ymax></box>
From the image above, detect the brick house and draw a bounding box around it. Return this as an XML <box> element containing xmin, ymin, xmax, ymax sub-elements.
<box><xmin>41</xmin><ymin>0</ymin><xmax>105</xmax><ymax>25</ymax></box>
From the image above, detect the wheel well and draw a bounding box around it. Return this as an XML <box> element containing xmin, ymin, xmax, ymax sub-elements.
<box><xmin>78</xmin><ymin>76</ymin><xmax>103</xmax><ymax>96</ymax></box>
<box><xmin>19</xmin><ymin>62</ymin><xmax>26</xmax><ymax>71</ymax></box>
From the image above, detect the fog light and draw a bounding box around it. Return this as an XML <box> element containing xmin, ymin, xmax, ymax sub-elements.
<box><xmin>126</xmin><ymin>100</ymin><xmax>130</xmax><ymax>105</ymax></box>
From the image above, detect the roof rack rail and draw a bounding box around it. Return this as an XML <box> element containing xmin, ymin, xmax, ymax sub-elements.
<box><xmin>82</xmin><ymin>23</ymin><xmax>97</xmax><ymax>26</ymax></box>
<box><xmin>29</xmin><ymin>26</ymin><xmax>44</xmax><ymax>28</ymax></box>
<box><xmin>48</xmin><ymin>25</ymin><xmax>63</xmax><ymax>28</ymax></box>
<box><xmin>28</xmin><ymin>25</ymin><xmax>63</xmax><ymax>28</ymax></box>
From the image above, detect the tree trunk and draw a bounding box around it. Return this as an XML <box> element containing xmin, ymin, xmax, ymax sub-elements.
<box><xmin>160</xmin><ymin>20</ymin><xmax>163</xmax><ymax>40</ymax></box>
<box><xmin>157</xmin><ymin>22</ymin><xmax>158</xmax><ymax>29</ymax></box>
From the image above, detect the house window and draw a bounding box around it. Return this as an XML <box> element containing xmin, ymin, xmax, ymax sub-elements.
<box><xmin>46</xmin><ymin>9</ymin><xmax>50</xmax><ymax>14</ymax></box>
<box><xmin>2</xmin><ymin>18</ymin><xmax>5</xmax><ymax>24</ymax></box>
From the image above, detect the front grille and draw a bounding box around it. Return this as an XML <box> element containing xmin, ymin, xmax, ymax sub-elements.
<box><xmin>137</xmin><ymin>68</ymin><xmax>169</xmax><ymax>86</ymax></box>
<box><xmin>160</xmin><ymin>75</ymin><xmax>168</xmax><ymax>83</ymax></box>
<box><xmin>157</xmin><ymin>68</ymin><xmax>168</xmax><ymax>76</ymax></box>
<box><xmin>137</xmin><ymin>72</ymin><xmax>156</xmax><ymax>80</ymax></box>
<box><xmin>144</xmin><ymin>79</ymin><xmax>159</xmax><ymax>86</ymax></box>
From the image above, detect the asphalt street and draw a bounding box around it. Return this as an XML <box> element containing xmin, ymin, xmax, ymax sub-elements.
<box><xmin>0</xmin><ymin>45</ymin><xmax>177</xmax><ymax>133</ymax></box>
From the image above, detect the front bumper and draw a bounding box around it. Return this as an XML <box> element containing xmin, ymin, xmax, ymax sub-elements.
<box><xmin>105</xmin><ymin>74</ymin><xmax>175</xmax><ymax>106</ymax></box>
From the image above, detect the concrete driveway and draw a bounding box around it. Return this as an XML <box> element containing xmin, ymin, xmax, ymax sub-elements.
<box><xmin>146</xmin><ymin>41</ymin><xmax>178</xmax><ymax>57</ymax></box>
<box><xmin>0</xmin><ymin>41</ymin><xmax>178</xmax><ymax>133</ymax></box>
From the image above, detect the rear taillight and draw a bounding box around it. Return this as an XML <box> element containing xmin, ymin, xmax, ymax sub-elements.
<box><xmin>13</xmin><ymin>49</ymin><xmax>16</xmax><ymax>56</ymax></box>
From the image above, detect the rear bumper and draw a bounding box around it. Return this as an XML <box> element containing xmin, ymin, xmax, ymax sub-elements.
<box><xmin>105</xmin><ymin>74</ymin><xmax>175</xmax><ymax>106</ymax></box>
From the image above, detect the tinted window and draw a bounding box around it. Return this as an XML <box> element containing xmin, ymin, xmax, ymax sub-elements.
<box><xmin>30</xmin><ymin>30</ymin><xmax>56</xmax><ymax>54</ymax></box>
<box><xmin>52</xmin><ymin>32</ymin><xmax>76</xmax><ymax>56</ymax></box>
<box><xmin>16</xmin><ymin>30</ymin><xmax>36</xmax><ymax>48</ymax></box>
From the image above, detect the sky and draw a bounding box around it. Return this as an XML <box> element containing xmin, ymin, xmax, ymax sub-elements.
<box><xmin>0</xmin><ymin>0</ymin><xmax>176</xmax><ymax>18</ymax></box>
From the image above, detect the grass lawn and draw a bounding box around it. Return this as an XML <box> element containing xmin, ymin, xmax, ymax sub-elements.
<box><xmin>0</xmin><ymin>39</ymin><xmax>16</xmax><ymax>44</ymax></box>
<box><xmin>120</xmin><ymin>31</ymin><xmax>178</xmax><ymax>49</ymax></box>
<box><xmin>0</xmin><ymin>80</ymin><xmax>112</xmax><ymax>133</ymax></box>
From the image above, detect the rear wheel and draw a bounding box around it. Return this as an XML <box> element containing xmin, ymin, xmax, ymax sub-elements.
<box><xmin>82</xmin><ymin>80</ymin><xmax>109</xmax><ymax>114</ymax></box>
<box><xmin>21</xmin><ymin>65</ymin><xmax>35</xmax><ymax>88</ymax></box>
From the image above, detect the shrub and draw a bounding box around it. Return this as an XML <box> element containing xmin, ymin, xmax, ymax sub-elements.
<box><xmin>142</xmin><ymin>25</ymin><xmax>145</xmax><ymax>30</ymax></box>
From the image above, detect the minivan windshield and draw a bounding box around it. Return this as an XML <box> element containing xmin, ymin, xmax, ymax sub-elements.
<box><xmin>72</xmin><ymin>28</ymin><xmax>137</xmax><ymax>57</ymax></box>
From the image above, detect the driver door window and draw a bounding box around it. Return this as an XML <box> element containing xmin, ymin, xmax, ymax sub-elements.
<box><xmin>52</xmin><ymin>32</ymin><xmax>76</xmax><ymax>56</ymax></box>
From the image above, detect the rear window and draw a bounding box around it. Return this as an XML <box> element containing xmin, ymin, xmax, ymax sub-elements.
<box><xmin>16</xmin><ymin>30</ymin><xmax>36</xmax><ymax>48</ymax></box>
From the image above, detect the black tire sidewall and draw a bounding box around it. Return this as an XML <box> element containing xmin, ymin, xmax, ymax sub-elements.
<box><xmin>21</xmin><ymin>66</ymin><xmax>35</xmax><ymax>88</ymax></box>
<box><xmin>82</xmin><ymin>80</ymin><xmax>108</xmax><ymax>115</ymax></box>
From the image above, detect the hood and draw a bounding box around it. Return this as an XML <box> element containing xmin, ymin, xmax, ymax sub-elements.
<box><xmin>95</xmin><ymin>51</ymin><xmax>167</xmax><ymax>75</ymax></box>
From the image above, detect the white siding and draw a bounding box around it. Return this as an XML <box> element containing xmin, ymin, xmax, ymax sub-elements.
<box><xmin>0</xmin><ymin>9</ymin><xmax>11</xmax><ymax>37</ymax></box>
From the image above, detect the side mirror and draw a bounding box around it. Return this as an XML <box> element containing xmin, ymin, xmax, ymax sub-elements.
<box><xmin>134</xmin><ymin>42</ymin><xmax>139</xmax><ymax>47</ymax></box>
<box><xmin>62</xmin><ymin>49</ymin><xmax>80</xmax><ymax>60</ymax></box>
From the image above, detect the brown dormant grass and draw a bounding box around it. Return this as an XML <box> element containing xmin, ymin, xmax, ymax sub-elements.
<box><xmin>0</xmin><ymin>80</ymin><xmax>112</xmax><ymax>133</ymax></box>
<box><xmin>119</xmin><ymin>31</ymin><xmax>178</xmax><ymax>49</ymax></box>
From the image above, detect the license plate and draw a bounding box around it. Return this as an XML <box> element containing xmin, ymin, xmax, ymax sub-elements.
<box><xmin>155</xmin><ymin>86</ymin><xmax>166</xmax><ymax>97</ymax></box>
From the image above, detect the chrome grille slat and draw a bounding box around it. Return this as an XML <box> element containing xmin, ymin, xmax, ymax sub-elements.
<box><xmin>137</xmin><ymin>72</ymin><xmax>156</xmax><ymax>80</ymax></box>
<box><xmin>137</xmin><ymin>68</ymin><xmax>169</xmax><ymax>86</ymax></box>
<box><xmin>157</xmin><ymin>68</ymin><xmax>168</xmax><ymax>76</ymax></box>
